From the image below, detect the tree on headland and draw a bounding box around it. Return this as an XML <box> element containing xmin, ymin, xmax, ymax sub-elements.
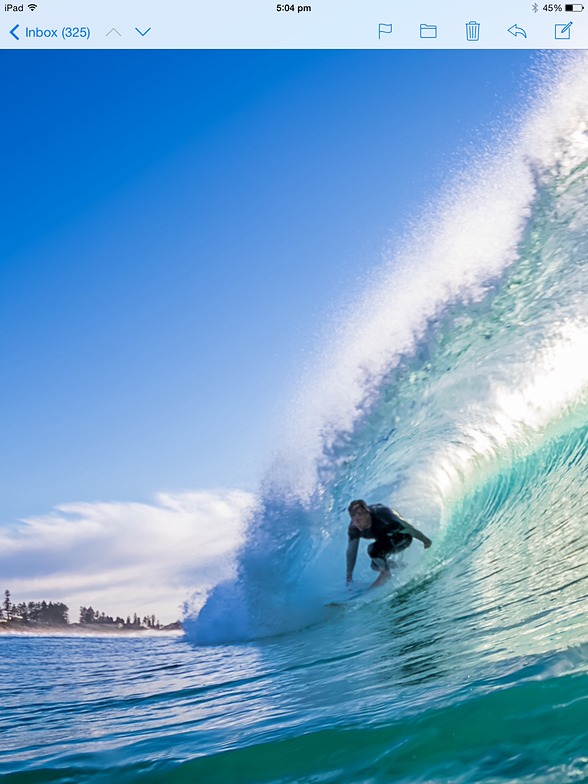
<box><xmin>79</xmin><ymin>607</ymin><xmax>159</xmax><ymax>628</ymax></box>
<box><xmin>1</xmin><ymin>597</ymin><xmax>69</xmax><ymax>625</ymax></box>
<box><xmin>14</xmin><ymin>603</ymin><xmax>30</xmax><ymax>622</ymax></box>
<box><xmin>28</xmin><ymin>601</ymin><xmax>69</xmax><ymax>625</ymax></box>
<box><xmin>79</xmin><ymin>606</ymin><xmax>96</xmax><ymax>624</ymax></box>
<box><xmin>3</xmin><ymin>589</ymin><xmax>172</xmax><ymax>629</ymax></box>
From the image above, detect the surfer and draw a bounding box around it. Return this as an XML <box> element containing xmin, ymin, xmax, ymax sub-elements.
<box><xmin>346</xmin><ymin>499</ymin><xmax>432</xmax><ymax>588</ymax></box>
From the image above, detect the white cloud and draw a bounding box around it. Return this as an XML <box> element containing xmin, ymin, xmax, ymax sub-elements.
<box><xmin>0</xmin><ymin>489</ymin><xmax>255</xmax><ymax>624</ymax></box>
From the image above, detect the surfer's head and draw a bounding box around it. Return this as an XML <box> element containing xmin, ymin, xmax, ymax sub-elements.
<box><xmin>348</xmin><ymin>499</ymin><xmax>371</xmax><ymax>530</ymax></box>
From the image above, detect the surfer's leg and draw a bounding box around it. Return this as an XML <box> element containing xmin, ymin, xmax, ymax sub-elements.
<box><xmin>369</xmin><ymin>556</ymin><xmax>388</xmax><ymax>572</ymax></box>
<box><xmin>367</xmin><ymin>543</ymin><xmax>392</xmax><ymax>587</ymax></box>
<box><xmin>371</xmin><ymin>570</ymin><xmax>391</xmax><ymax>588</ymax></box>
<box><xmin>384</xmin><ymin>537</ymin><xmax>411</xmax><ymax>571</ymax></box>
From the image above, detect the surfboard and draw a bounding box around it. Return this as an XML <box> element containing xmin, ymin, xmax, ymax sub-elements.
<box><xmin>323</xmin><ymin>587</ymin><xmax>367</xmax><ymax>607</ymax></box>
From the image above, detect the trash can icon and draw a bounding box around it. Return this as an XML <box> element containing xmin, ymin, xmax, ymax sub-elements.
<box><xmin>466</xmin><ymin>21</ymin><xmax>480</xmax><ymax>41</ymax></box>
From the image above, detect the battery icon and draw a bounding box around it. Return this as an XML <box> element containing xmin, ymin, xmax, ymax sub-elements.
<box><xmin>565</xmin><ymin>4</ymin><xmax>584</xmax><ymax>10</ymax></box>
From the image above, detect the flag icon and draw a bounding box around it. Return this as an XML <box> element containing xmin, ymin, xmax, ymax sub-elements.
<box><xmin>378</xmin><ymin>23</ymin><xmax>393</xmax><ymax>40</ymax></box>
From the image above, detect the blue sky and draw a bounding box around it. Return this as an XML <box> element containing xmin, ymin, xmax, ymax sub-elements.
<box><xmin>0</xmin><ymin>51</ymin><xmax>539</xmax><ymax>531</ymax></box>
<box><xmin>0</xmin><ymin>49</ymin><xmax>549</xmax><ymax>618</ymax></box>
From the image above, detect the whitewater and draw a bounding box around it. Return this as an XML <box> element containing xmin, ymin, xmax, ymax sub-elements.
<box><xmin>2</xmin><ymin>52</ymin><xmax>588</xmax><ymax>783</ymax></box>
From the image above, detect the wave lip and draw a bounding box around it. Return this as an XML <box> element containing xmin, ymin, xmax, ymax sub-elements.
<box><xmin>189</xmin><ymin>53</ymin><xmax>588</xmax><ymax>645</ymax></box>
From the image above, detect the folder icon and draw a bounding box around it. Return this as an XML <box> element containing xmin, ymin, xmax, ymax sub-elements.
<box><xmin>420</xmin><ymin>24</ymin><xmax>438</xmax><ymax>39</ymax></box>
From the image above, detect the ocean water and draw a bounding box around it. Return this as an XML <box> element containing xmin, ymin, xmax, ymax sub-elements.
<box><xmin>3</xmin><ymin>53</ymin><xmax>588</xmax><ymax>783</ymax></box>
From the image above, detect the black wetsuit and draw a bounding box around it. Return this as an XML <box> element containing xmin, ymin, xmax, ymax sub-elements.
<box><xmin>347</xmin><ymin>504</ymin><xmax>413</xmax><ymax>562</ymax></box>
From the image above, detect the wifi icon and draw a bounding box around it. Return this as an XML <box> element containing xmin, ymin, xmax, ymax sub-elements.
<box><xmin>28</xmin><ymin>3</ymin><xmax>37</xmax><ymax>9</ymax></box>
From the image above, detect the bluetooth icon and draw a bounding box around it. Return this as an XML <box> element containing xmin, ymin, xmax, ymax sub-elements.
<box><xmin>532</xmin><ymin>3</ymin><xmax>539</xmax><ymax>10</ymax></box>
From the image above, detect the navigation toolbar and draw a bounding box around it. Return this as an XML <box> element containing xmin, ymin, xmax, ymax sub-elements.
<box><xmin>2</xmin><ymin>0</ymin><xmax>586</xmax><ymax>49</ymax></box>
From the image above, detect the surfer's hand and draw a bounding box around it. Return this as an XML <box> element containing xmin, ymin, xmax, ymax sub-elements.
<box><xmin>346</xmin><ymin>576</ymin><xmax>353</xmax><ymax>584</ymax></box>
<box><xmin>423</xmin><ymin>537</ymin><xmax>432</xmax><ymax>549</ymax></box>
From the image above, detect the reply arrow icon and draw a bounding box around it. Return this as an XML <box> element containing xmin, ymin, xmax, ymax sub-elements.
<box><xmin>508</xmin><ymin>23</ymin><xmax>527</xmax><ymax>38</ymax></box>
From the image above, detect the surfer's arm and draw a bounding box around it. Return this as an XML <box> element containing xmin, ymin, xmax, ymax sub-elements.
<box><xmin>398</xmin><ymin>520</ymin><xmax>432</xmax><ymax>549</ymax></box>
<box><xmin>387</xmin><ymin>508</ymin><xmax>432</xmax><ymax>549</ymax></box>
<box><xmin>346</xmin><ymin>537</ymin><xmax>359</xmax><ymax>582</ymax></box>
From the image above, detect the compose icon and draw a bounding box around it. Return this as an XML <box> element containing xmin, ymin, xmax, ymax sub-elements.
<box><xmin>466</xmin><ymin>21</ymin><xmax>480</xmax><ymax>41</ymax></box>
<box><xmin>554</xmin><ymin>21</ymin><xmax>573</xmax><ymax>38</ymax></box>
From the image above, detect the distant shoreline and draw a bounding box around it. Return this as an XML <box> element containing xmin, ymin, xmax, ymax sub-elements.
<box><xmin>0</xmin><ymin>620</ymin><xmax>183</xmax><ymax>637</ymax></box>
